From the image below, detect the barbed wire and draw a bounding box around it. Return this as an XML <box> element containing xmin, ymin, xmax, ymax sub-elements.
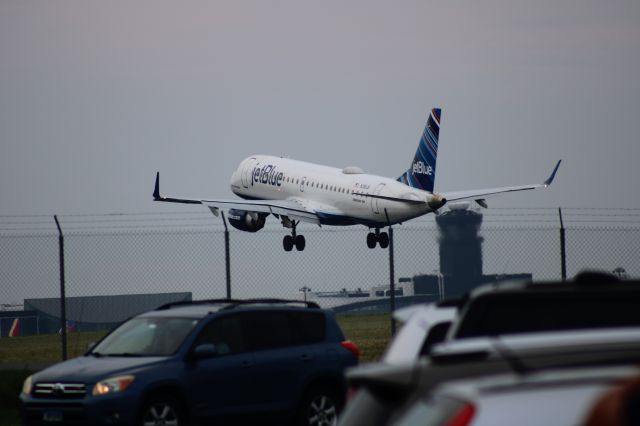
<box><xmin>2</xmin><ymin>208</ymin><xmax>640</xmax><ymax>233</ymax></box>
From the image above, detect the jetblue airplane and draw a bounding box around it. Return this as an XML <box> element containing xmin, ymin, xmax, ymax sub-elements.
<box><xmin>153</xmin><ymin>108</ymin><xmax>561</xmax><ymax>251</ymax></box>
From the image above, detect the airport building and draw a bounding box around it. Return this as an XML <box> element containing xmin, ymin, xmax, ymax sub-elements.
<box><xmin>0</xmin><ymin>292</ymin><xmax>191</xmax><ymax>337</ymax></box>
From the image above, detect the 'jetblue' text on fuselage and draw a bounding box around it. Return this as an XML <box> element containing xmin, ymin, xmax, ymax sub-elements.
<box><xmin>252</xmin><ymin>165</ymin><xmax>284</xmax><ymax>187</ymax></box>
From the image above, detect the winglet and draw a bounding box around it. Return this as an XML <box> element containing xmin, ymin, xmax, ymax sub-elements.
<box><xmin>544</xmin><ymin>160</ymin><xmax>562</xmax><ymax>186</ymax></box>
<box><xmin>153</xmin><ymin>172</ymin><xmax>161</xmax><ymax>200</ymax></box>
<box><xmin>152</xmin><ymin>172</ymin><xmax>203</xmax><ymax>205</ymax></box>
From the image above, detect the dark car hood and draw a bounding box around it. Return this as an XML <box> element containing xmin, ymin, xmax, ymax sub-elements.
<box><xmin>33</xmin><ymin>355</ymin><xmax>168</xmax><ymax>383</ymax></box>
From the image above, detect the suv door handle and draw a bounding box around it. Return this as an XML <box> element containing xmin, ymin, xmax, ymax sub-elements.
<box><xmin>299</xmin><ymin>354</ymin><xmax>313</xmax><ymax>362</ymax></box>
<box><xmin>241</xmin><ymin>360</ymin><xmax>253</xmax><ymax>368</ymax></box>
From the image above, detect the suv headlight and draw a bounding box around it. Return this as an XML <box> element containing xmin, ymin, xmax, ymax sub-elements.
<box><xmin>22</xmin><ymin>375</ymin><xmax>33</xmax><ymax>395</ymax></box>
<box><xmin>92</xmin><ymin>375</ymin><xmax>135</xmax><ymax>396</ymax></box>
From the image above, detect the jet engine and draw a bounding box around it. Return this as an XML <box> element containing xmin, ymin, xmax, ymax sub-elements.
<box><xmin>227</xmin><ymin>209</ymin><xmax>267</xmax><ymax>232</ymax></box>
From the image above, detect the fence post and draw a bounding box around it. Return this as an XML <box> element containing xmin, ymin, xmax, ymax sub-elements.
<box><xmin>559</xmin><ymin>208</ymin><xmax>567</xmax><ymax>282</ymax></box>
<box><xmin>385</xmin><ymin>209</ymin><xmax>396</xmax><ymax>336</ymax></box>
<box><xmin>54</xmin><ymin>215</ymin><xmax>68</xmax><ymax>361</ymax></box>
<box><xmin>221</xmin><ymin>212</ymin><xmax>231</xmax><ymax>299</ymax></box>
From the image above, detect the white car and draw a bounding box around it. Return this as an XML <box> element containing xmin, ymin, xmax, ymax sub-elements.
<box><xmin>340</xmin><ymin>328</ymin><xmax>640</xmax><ymax>426</ymax></box>
<box><xmin>392</xmin><ymin>364</ymin><xmax>640</xmax><ymax>426</ymax></box>
<box><xmin>383</xmin><ymin>302</ymin><xmax>457</xmax><ymax>364</ymax></box>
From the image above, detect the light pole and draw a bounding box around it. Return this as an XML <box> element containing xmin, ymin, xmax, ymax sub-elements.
<box><xmin>299</xmin><ymin>286</ymin><xmax>311</xmax><ymax>303</ymax></box>
<box><xmin>433</xmin><ymin>269</ymin><xmax>444</xmax><ymax>301</ymax></box>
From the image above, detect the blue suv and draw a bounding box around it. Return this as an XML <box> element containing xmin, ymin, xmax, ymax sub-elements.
<box><xmin>20</xmin><ymin>299</ymin><xmax>360</xmax><ymax>426</ymax></box>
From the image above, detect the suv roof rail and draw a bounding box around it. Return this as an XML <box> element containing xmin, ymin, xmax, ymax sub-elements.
<box><xmin>436</xmin><ymin>297</ymin><xmax>465</xmax><ymax>309</ymax></box>
<box><xmin>572</xmin><ymin>270</ymin><xmax>622</xmax><ymax>286</ymax></box>
<box><xmin>220</xmin><ymin>298</ymin><xmax>321</xmax><ymax>310</ymax></box>
<box><xmin>155</xmin><ymin>298</ymin><xmax>320</xmax><ymax>311</ymax></box>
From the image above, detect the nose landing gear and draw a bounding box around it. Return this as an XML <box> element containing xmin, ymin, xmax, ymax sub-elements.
<box><xmin>366</xmin><ymin>228</ymin><xmax>389</xmax><ymax>249</ymax></box>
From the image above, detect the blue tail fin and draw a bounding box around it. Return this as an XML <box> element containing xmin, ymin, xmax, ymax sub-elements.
<box><xmin>397</xmin><ymin>108</ymin><xmax>441</xmax><ymax>192</ymax></box>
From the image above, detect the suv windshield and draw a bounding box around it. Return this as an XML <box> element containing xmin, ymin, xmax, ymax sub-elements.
<box><xmin>91</xmin><ymin>317</ymin><xmax>199</xmax><ymax>356</ymax></box>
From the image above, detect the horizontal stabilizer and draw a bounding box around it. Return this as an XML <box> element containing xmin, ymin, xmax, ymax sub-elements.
<box><xmin>442</xmin><ymin>160</ymin><xmax>561</xmax><ymax>203</ymax></box>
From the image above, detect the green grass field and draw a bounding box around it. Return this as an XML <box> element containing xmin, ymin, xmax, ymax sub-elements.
<box><xmin>0</xmin><ymin>313</ymin><xmax>393</xmax><ymax>426</ymax></box>
<box><xmin>0</xmin><ymin>331</ymin><xmax>108</xmax><ymax>365</ymax></box>
<box><xmin>0</xmin><ymin>369</ymin><xmax>31</xmax><ymax>426</ymax></box>
<box><xmin>0</xmin><ymin>314</ymin><xmax>391</xmax><ymax>365</ymax></box>
<box><xmin>336</xmin><ymin>313</ymin><xmax>392</xmax><ymax>362</ymax></box>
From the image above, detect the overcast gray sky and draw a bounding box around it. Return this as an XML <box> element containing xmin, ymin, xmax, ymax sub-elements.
<box><xmin>1</xmin><ymin>0</ymin><xmax>639</xmax><ymax>216</ymax></box>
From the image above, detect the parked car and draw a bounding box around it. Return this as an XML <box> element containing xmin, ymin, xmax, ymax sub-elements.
<box><xmin>446</xmin><ymin>271</ymin><xmax>640</xmax><ymax>340</ymax></box>
<box><xmin>391</xmin><ymin>364</ymin><xmax>640</xmax><ymax>426</ymax></box>
<box><xmin>339</xmin><ymin>327</ymin><xmax>640</xmax><ymax>426</ymax></box>
<box><xmin>382</xmin><ymin>271</ymin><xmax>639</xmax><ymax>368</ymax></box>
<box><xmin>380</xmin><ymin>271</ymin><xmax>640</xmax><ymax>367</ymax></box>
<box><xmin>20</xmin><ymin>299</ymin><xmax>360</xmax><ymax>426</ymax></box>
<box><xmin>340</xmin><ymin>272</ymin><xmax>640</xmax><ymax>426</ymax></box>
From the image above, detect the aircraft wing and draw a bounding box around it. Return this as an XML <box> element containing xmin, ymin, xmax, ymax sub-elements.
<box><xmin>153</xmin><ymin>172</ymin><xmax>320</xmax><ymax>223</ymax></box>
<box><xmin>441</xmin><ymin>160</ymin><xmax>561</xmax><ymax>205</ymax></box>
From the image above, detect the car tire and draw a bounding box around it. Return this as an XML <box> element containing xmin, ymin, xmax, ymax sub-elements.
<box><xmin>296</xmin><ymin>385</ymin><xmax>341</xmax><ymax>426</ymax></box>
<box><xmin>140</xmin><ymin>394</ymin><xmax>187</xmax><ymax>426</ymax></box>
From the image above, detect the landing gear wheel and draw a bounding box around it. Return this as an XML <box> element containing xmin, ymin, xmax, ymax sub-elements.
<box><xmin>283</xmin><ymin>235</ymin><xmax>294</xmax><ymax>252</ymax></box>
<box><xmin>295</xmin><ymin>235</ymin><xmax>306</xmax><ymax>251</ymax></box>
<box><xmin>140</xmin><ymin>395</ymin><xmax>185</xmax><ymax>426</ymax></box>
<box><xmin>378</xmin><ymin>232</ymin><xmax>389</xmax><ymax>249</ymax></box>
<box><xmin>366</xmin><ymin>233</ymin><xmax>377</xmax><ymax>249</ymax></box>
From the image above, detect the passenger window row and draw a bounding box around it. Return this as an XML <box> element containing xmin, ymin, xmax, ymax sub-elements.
<box><xmin>284</xmin><ymin>176</ymin><xmax>351</xmax><ymax>194</ymax></box>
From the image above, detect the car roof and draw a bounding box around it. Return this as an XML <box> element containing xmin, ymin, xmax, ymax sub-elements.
<box><xmin>431</xmin><ymin>327</ymin><xmax>640</xmax><ymax>360</ymax></box>
<box><xmin>138</xmin><ymin>304</ymin><xmax>224</xmax><ymax>319</ymax></box>
<box><xmin>137</xmin><ymin>298</ymin><xmax>322</xmax><ymax>319</ymax></box>
<box><xmin>467</xmin><ymin>271</ymin><xmax>638</xmax><ymax>300</ymax></box>
<box><xmin>435</xmin><ymin>364</ymin><xmax>640</xmax><ymax>399</ymax></box>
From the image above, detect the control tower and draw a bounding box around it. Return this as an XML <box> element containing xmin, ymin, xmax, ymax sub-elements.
<box><xmin>436</xmin><ymin>206</ymin><xmax>484</xmax><ymax>281</ymax></box>
<box><xmin>412</xmin><ymin>204</ymin><xmax>531</xmax><ymax>299</ymax></box>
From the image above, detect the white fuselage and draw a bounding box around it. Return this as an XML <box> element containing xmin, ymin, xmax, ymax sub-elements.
<box><xmin>229</xmin><ymin>155</ymin><xmax>436</xmax><ymax>227</ymax></box>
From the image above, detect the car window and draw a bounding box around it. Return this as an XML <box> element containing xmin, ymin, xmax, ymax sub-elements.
<box><xmin>194</xmin><ymin>314</ymin><xmax>246</xmax><ymax>355</ymax></box>
<box><xmin>418</xmin><ymin>322</ymin><xmax>451</xmax><ymax>356</ymax></box>
<box><xmin>242</xmin><ymin>311</ymin><xmax>294</xmax><ymax>351</ymax></box>
<box><xmin>92</xmin><ymin>317</ymin><xmax>198</xmax><ymax>356</ymax></box>
<box><xmin>290</xmin><ymin>311</ymin><xmax>326</xmax><ymax>344</ymax></box>
<box><xmin>454</xmin><ymin>293</ymin><xmax>640</xmax><ymax>338</ymax></box>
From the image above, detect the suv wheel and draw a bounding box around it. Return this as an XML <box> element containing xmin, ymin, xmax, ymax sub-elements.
<box><xmin>297</xmin><ymin>385</ymin><xmax>340</xmax><ymax>426</ymax></box>
<box><xmin>141</xmin><ymin>395</ymin><xmax>185</xmax><ymax>426</ymax></box>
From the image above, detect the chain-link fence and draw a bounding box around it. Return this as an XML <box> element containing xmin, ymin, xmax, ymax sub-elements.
<box><xmin>1</xmin><ymin>208</ymin><xmax>639</xmax><ymax>362</ymax></box>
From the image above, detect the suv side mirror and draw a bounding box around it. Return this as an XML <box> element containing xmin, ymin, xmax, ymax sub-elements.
<box><xmin>193</xmin><ymin>343</ymin><xmax>217</xmax><ymax>359</ymax></box>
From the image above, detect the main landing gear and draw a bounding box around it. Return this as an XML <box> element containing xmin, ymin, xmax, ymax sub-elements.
<box><xmin>282</xmin><ymin>220</ymin><xmax>306</xmax><ymax>252</ymax></box>
<box><xmin>367</xmin><ymin>228</ymin><xmax>389</xmax><ymax>249</ymax></box>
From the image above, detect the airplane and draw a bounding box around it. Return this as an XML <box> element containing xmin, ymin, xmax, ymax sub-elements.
<box><xmin>153</xmin><ymin>108</ymin><xmax>561</xmax><ymax>252</ymax></box>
